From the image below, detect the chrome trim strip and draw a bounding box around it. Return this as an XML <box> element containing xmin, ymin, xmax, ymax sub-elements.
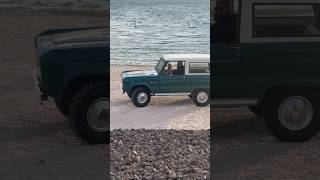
<box><xmin>211</xmin><ymin>98</ymin><xmax>258</xmax><ymax>107</ymax></box>
<box><xmin>154</xmin><ymin>93</ymin><xmax>191</xmax><ymax>96</ymax></box>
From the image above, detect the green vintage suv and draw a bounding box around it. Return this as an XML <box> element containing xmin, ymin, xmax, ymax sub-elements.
<box><xmin>33</xmin><ymin>27</ymin><xmax>109</xmax><ymax>144</ymax></box>
<box><xmin>121</xmin><ymin>54</ymin><xmax>210</xmax><ymax>107</ymax></box>
<box><xmin>212</xmin><ymin>0</ymin><xmax>320</xmax><ymax>141</ymax></box>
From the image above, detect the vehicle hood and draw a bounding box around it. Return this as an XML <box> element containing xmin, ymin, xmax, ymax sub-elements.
<box><xmin>51</xmin><ymin>28</ymin><xmax>108</xmax><ymax>44</ymax></box>
<box><xmin>36</xmin><ymin>27</ymin><xmax>108</xmax><ymax>58</ymax></box>
<box><xmin>121</xmin><ymin>70</ymin><xmax>158</xmax><ymax>79</ymax></box>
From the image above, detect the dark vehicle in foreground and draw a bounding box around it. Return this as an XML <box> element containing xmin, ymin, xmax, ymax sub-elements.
<box><xmin>212</xmin><ymin>0</ymin><xmax>320</xmax><ymax>142</ymax></box>
<box><xmin>33</xmin><ymin>27</ymin><xmax>109</xmax><ymax>144</ymax></box>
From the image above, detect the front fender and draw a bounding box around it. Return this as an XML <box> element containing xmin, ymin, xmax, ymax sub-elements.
<box><xmin>127</xmin><ymin>82</ymin><xmax>156</xmax><ymax>94</ymax></box>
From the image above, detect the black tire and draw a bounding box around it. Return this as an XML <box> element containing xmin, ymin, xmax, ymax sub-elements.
<box><xmin>192</xmin><ymin>89</ymin><xmax>209</xmax><ymax>106</ymax></box>
<box><xmin>54</xmin><ymin>88</ymin><xmax>75</xmax><ymax>117</ymax></box>
<box><xmin>131</xmin><ymin>87</ymin><xmax>151</xmax><ymax>107</ymax></box>
<box><xmin>248</xmin><ymin>105</ymin><xmax>263</xmax><ymax>117</ymax></box>
<box><xmin>55</xmin><ymin>99</ymin><xmax>69</xmax><ymax>117</ymax></box>
<box><xmin>127</xmin><ymin>92</ymin><xmax>132</xmax><ymax>99</ymax></box>
<box><xmin>263</xmin><ymin>88</ymin><xmax>320</xmax><ymax>142</ymax></box>
<box><xmin>69</xmin><ymin>82</ymin><xmax>109</xmax><ymax>144</ymax></box>
<box><xmin>188</xmin><ymin>95</ymin><xmax>192</xmax><ymax>99</ymax></box>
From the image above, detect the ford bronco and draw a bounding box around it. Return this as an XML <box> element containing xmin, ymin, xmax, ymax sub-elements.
<box><xmin>33</xmin><ymin>27</ymin><xmax>109</xmax><ymax>144</ymax></box>
<box><xmin>212</xmin><ymin>0</ymin><xmax>320</xmax><ymax>141</ymax></box>
<box><xmin>121</xmin><ymin>54</ymin><xmax>210</xmax><ymax>107</ymax></box>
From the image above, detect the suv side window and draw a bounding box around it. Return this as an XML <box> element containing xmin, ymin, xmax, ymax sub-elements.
<box><xmin>253</xmin><ymin>4</ymin><xmax>320</xmax><ymax>37</ymax></box>
<box><xmin>212</xmin><ymin>0</ymin><xmax>239</xmax><ymax>43</ymax></box>
<box><xmin>163</xmin><ymin>61</ymin><xmax>185</xmax><ymax>76</ymax></box>
<box><xmin>189</xmin><ymin>62</ymin><xmax>210</xmax><ymax>74</ymax></box>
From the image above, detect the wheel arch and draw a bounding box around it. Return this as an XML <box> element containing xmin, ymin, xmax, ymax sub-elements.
<box><xmin>55</xmin><ymin>74</ymin><xmax>108</xmax><ymax>116</ymax></box>
<box><xmin>259</xmin><ymin>85</ymin><xmax>320</xmax><ymax>107</ymax></box>
<box><xmin>129</xmin><ymin>84</ymin><xmax>153</xmax><ymax>96</ymax></box>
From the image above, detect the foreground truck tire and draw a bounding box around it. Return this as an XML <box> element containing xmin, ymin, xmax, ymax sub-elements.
<box><xmin>69</xmin><ymin>82</ymin><xmax>109</xmax><ymax>144</ymax></box>
<box><xmin>248</xmin><ymin>106</ymin><xmax>263</xmax><ymax>117</ymax></box>
<box><xmin>263</xmin><ymin>89</ymin><xmax>320</xmax><ymax>142</ymax></box>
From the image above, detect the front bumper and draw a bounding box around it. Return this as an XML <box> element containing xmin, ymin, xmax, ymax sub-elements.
<box><xmin>33</xmin><ymin>68</ymin><xmax>48</xmax><ymax>100</ymax></box>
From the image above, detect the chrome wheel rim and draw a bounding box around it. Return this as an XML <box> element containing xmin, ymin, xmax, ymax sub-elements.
<box><xmin>197</xmin><ymin>91</ymin><xmax>208</xmax><ymax>104</ymax></box>
<box><xmin>87</xmin><ymin>97</ymin><xmax>109</xmax><ymax>133</ymax></box>
<box><xmin>137</xmin><ymin>92</ymin><xmax>148</xmax><ymax>104</ymax></box>
<box><xmin>278</xmin><ymin>96</ymin><xmax>313</xmax><ymax>131</ymax></box>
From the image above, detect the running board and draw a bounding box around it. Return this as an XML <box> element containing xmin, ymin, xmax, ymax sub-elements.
<box><xmin>211</xmin><ymin>98</ymin><xmax>258</xmax><ymax>107</ymax></box>
<box><xmin>154</xmin><ymin>93</ymin><xmax>191</xmax><ymax>96</ymax></box>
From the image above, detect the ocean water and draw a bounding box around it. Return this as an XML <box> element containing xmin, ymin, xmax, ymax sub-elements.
<box><xmin>0</xmin><ymin>0</ymin><xmax>107</xmax><ymax>11</ymax></box>
<box><xmin>111</xmin><ymin>0</ymin><xmax>210</xmax><ymax>64</ymax></box>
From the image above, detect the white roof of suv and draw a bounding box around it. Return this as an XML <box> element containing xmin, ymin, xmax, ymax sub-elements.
<box><xmin>161</xmin><ymin>54</ymin><xmax>210</xmax><ymax>62</ymax></box>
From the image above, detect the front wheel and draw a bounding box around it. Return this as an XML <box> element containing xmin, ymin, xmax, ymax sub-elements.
<box><xmin>192</xmin><ymin>89</ymin><xmax>209</xmax><ymax>106</ymax></box>
<box><xmin>131</xmin><ymin>87</ymin><xmax>151</xmax><ymax>107</ymax></box>
<box><xmin>69</xmin><ymin>82</ymin><xmax>109</xmax><ymax>144</ymax></box>
<box><xmin>127</xmin><ymin>92</ymin><xmax>132</xmax><ymax>99</ymax></box>
<box><xmin>263</xmin><ymin>89</ymin><xmax>320</xmax><ymax>142</ymax></box>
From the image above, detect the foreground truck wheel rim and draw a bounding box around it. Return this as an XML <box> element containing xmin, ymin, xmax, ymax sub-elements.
<box><xmin>197</xmin><ymin>91</ymin><xmax>208</xmax><ymax>104</ymax></box>
<box><xmin>87</xmin><ymin>97</ymin><xmax>109</xmax><ymax>133</ymax></box>
<box><xmin>278</xmin><ymin>96</ymin><xmax>313</xmax><ymax>131</ymax></box>
<box><xmin>137</xmin><ymin>92</ymin><xmax>148</xmax><ymax>104</ymax></box>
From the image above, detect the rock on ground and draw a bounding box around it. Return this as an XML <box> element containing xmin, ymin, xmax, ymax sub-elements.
<box><xmin>110</xmin><ymin>129</ymin><xmax>210</xmax><ymax>179</ymax></box>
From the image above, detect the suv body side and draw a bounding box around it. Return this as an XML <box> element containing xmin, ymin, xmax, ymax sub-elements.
<box><xmin>212</xmin><ymin>0</ymin><xmax>320</xmax><ymax>105</ymax></box>
<box><xmin>122</xmin><ymin>59</ymin><xmax>210</xmax><ymax>96</ymax></box>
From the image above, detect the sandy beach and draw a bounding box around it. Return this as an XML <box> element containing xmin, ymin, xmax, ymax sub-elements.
<box><xmin>110</xmin><ymin>64</ymin><xmax>210</xmax><ymax>130</ymax></box>
<box><xmin>213</xmin><ymin>107</ymin><xmax>320</xmax><ymax>179</ymax></box>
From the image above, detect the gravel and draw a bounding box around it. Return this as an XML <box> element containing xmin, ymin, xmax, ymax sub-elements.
<box><xmin>110</xmin><ymin>129</ymin><xmax>210</xmax><ymax>179</ymax></box>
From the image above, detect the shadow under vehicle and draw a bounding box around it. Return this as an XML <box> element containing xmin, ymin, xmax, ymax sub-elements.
<box><xmin>212</xmin><ymin>0</ymin><xmax>320</xmax><ymax>142</ymax></box>
<box><xmin>33</xmin><ymin>27</ymin><xmax>109</xmax><ymax>144</ymax></box>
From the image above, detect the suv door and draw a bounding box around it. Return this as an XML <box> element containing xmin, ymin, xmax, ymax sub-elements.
<box><xmin>159</xmin><ymin>61</ymin><xmax>187</xmax><ymax>93</ymax></box>
<box><xmin>241</xmin><ymin>3</ymin><xmax>320</xmax><ymax>98</ymax></box>
<box><xmin>186</xmin><ymin>62</ymin><xmax>210</xmax><ymax>92</ymax></box>
<box><xmin>212</xmin><ymin>0</ymin><xmax>242</xmax><ymax>99</ymax></box>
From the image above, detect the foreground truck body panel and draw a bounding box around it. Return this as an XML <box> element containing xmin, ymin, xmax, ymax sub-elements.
<box><xmin>34</xmin><ymin>27</ymin><xmax>109</xmax><ymax>144</ymax></box>
<box><xmin>212</xmin><ymin>0</ymin><xmax>320</xmax><ymax>141</ymax></box>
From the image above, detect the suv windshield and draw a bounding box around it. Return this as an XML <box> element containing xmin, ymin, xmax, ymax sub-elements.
<box><xmin>155</xmin><ymin>59</ymin><xmax>166</xmax><ymax>73</ymax></box>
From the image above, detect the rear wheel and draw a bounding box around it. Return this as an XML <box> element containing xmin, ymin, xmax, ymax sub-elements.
<box><xmin>192</xmin><ymin>89</ymin><xmax>209</xmax><ymax>106</ymax></box>
<box><xmin>263</xmin><ymin>89</ymin><xmax>320</xmax><ymax>142</ymax></box>
<box><xmin>69</xmin><ymin>82</ymin><xmax>109</xmax><ymax>144</ymax></box>
<box><xmin>131</xmin><ymin>87</ymin><xmax>151</xmax><ymax>107</ymax></box>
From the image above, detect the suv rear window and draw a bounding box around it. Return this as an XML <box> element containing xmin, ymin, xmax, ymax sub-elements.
<box><xmin>189</xmin><ymin>62</ymin><xmax>210</xmax><ymax>74</ymax></box>
<box><xmin>253</xmin><ymin>4</ymin><xmax>320</xmax><ymax>37</ymax></box>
